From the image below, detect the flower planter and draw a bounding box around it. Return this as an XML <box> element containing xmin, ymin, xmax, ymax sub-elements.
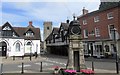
<box><xmin>63</xmin><ymin>69</ymin><xmax>76</xmax><ymax>75</ymax></box>
<box><xmin>54</xmin><ymin>70</ymin><xmax>59</xmax><ymax>74</ymax></box>
<box><xmin>53</xmin><ymin>66</ymin><xmax>59</xmax><ymax>74</ymax></box>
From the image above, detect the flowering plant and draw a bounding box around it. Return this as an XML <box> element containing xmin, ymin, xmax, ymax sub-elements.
<box><xmin>64</xmin><ymin>69</ymin><xmax>76</xmax><ymax>74</ymax></box>
<box><xmin>53</xmin><ymin>66</ymin><xmax>59</xmax><ymax>70</ymax></box>
<box><xmin>80</xmin><ymin>69</ymin><xmax>94</xmax><ymax>74</ymax></box>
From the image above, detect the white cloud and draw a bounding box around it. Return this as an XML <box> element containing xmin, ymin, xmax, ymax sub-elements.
<box><xmin>1</xmin><ymin>2</ymin><xmax>100</xmax><ymax>40</ymax></box>
<box><xmin>2</xmin><ymin>12</ymin><xmax>28</xmax><ymax>23</ymax></box>
<box><xmin>2</xmin><ymin>0</ymin><xmax>100</xmax><ymax>2</ymax></box>
<box><xmin>0</xmin><ymin>2</ymin><xmax>2</xmax><ymax>25</ymax></box>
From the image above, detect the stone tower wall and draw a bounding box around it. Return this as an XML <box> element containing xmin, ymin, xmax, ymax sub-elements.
<box><xmin>43</xmin><ymin>21</ymin><xmax>52</xmax><ymax>50</ymax></box>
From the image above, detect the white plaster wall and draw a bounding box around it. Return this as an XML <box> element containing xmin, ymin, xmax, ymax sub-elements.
<box><xmin>24</xmin><ymin>40</ymin><xmax>40</xmax><ymax>54</ymax></box>
<box><xmin>8</xmin><ymin>38</ymin><xmax>24</xmax><ymax>56</ymax></box>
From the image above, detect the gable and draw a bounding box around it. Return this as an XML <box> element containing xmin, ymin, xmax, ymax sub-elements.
<box><xmin>1</xmin><ymin>22</ymin><xmax>19</xmax><ymax>37</ymax></box>
<box><xmin>3</xmin><ymin>26</ymin><xmax>11</xmax><ymax>30</ymax></box>
<box><xmin>1</xmin><ymin>22</ymin><xmax>41</xmax><ymax>40</ymax></box>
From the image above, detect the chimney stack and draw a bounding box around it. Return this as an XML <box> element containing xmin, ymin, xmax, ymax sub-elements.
<box><xmin>82</xmin><ymin>7</ymin><xmax>88</xmax><ymax>15</ymax></box>
<box><xmin>29</xmin><ymin>21</ymin><xmax>32</xmax><ymax>26</ymax></box>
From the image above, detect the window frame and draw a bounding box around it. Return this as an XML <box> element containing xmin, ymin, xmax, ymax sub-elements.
<box><xmin>83</xmin><ymin>19</ymin><xmax>87</xmax><ymax>25</ymax></box>
<box><xmin>94</xmin><ymin>16</ymin><xmax>100</xmax><ymax>22</ymax></box>
<box><xmin>107</xmin><ymin>12</ymin><xmax>114</xmax><ymax>19</ymax></box>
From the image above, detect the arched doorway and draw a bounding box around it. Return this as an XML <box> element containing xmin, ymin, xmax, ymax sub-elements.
<box><xmin>0</xmin><ymin>41</ymin><xmax>7</xmax><ymax>56</ymax></box>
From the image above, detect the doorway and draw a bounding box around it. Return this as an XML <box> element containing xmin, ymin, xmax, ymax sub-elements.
<box><xmin>0</xmin><ymin>42</ymin><xmax>7</xmax><ymax>56</ymax></box>
<box><xmin>74</xmin><ymin>51</ymin><xmax>80</xmax><ymax>71</ymax></box>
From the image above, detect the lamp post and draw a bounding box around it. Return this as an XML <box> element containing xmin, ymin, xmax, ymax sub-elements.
<box><xmin>111</xmin><ymin>28</ymin><xmax>119</xmax><ymax>74</ymax></box>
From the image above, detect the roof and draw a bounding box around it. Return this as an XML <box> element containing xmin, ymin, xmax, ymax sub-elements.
<box><xmin>45</xmin><ymin>33</ymin><xmax>52</xmax><ymax>41</ymax></box>
<box><xmin>0</xmin><ymin>22</ymin><xmax>41</xmax><ymax>40</ymax></box>
<box><xmin>58</xmin><ymin>22</ymin><xmax>69</xmax><ymax>33</ymax></box>
<box><xmin>77</xmin><ymin>2</ymin><xmax>120</xmax><ymax>19</ymax></box>
<box><xmin>61</xmin><ymin>23</ymin><xmax>69</xmax><ymax>30</ymax></box>
<box><xmin>53</xmin><ymin>27</ymin><xmax>59</xmax><ymax>34</ymax></box>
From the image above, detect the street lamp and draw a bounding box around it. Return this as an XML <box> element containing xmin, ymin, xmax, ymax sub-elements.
<box><xmin>111</xmin><ymin>28</ymin><xmax>119</xmax><ymax>74</ymax></box>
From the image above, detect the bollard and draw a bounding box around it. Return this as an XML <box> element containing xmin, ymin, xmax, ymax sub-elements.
<box><xmin>21</xmin><ymin>62</ymin><xmax>24</xmax><ymax>74</ymax></box>
<box><xmin>5</xmin><ymin>56</ymin><xmax>7</xmax><ymax>59</ymax></box>
<box><xmin>30</xmin><ymin>54</ymin><xmax>31</xmax><ymax>61</ymax></box>
<box><xmin>35</xmin><ymin>52</ymin><xmax>38</xmax><ymax>59</ymax></box>
<box><xmin>22</xmin><ymin>56</ymin><xmax>24</xmax><ymax>60</ymax></box>
<box><xmin>13</xmin><ymin>56</ymin><xmax>15</xmax><ymax>60</ymax></box>
<box><xmin>1</xmin><ymin>63</ymin><xmax>3</xmax><ymax>75</ymax></box>
<box><xmin>40</xmin><ymin>62</ymin><xmax>42</xmax><ymax>72</ymax></box>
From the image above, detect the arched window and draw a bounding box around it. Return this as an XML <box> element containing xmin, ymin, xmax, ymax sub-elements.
<box><xmin>16</xmin><ymin>43</ymin><xmax>20</xmax><ymax>52</ymax></box>
<box><xmin>27</xmin><ymin>42</ymin><xmax>31</xmax><ymax>45</ymax></box>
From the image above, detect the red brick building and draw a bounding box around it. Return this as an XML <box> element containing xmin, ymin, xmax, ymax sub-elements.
<box><xmin>77</xmin><ymin>2</ymin><xmax>120</xmax><ymax>58</ymax></box>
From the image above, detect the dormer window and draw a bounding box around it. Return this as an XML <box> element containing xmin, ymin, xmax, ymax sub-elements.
<box><xmin>26</xmin><ymin>31</ymin><xmax>34</xmax><ymax>37</ymax></box>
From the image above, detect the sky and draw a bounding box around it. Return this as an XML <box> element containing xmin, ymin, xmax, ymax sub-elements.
<box><xmin>0</xmin><ymin>0</ymin><xmax>101</xmax><ymax>41</ymax></box>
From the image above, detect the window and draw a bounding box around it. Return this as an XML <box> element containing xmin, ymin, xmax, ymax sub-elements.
<box><xmin>109</xmin><ymin>25</ymin><xmax>114</xmax><ymax>33</ymax></box>
<box><xmin>83</xmin><ymin>29</ymin><xmax>88</xmax><ymax>38</ymax></box>
<box><xmin>47</xmin><ymin>27</ymin><xmax>49</xmax><ymax>30</ymax></box>
<box><xmin>94</xmin><ymin>16</ymin><xmax>99</xmax><ymax>22</ymax></box>
<box><xmin>107</xmin><ymin>12</ymin><xmax>113</xmax><ymax>19</ymax></box>
<box><xmin>108</xmin><ymin>25</ymin><xmax>116</xmax><ymax>39</ymax></box>
<box><xmin>83</xmin><ymin>19</ymin><xmax>87</xmax><ymax>25</ymax></box>
<box><xmin>16</xmin><ymin>43</ymin><xmax>20</xmax><ymax>52</ymax></box>
<box><xmin>95</xmin><ymin>28</ymin><xmax>100</xmax><ymax>37</ymax></box>
<box><xmin>105</xmin><ymin>45</ymin><xmax>109</xmax><ymax>52</ymax></box>
<box><xmin>27</xmin><ymin>42</ymin><xmax>32</xmax><ymax>45</ymax></box>
<box><xmin>26</xmin><ymin>31</ymin><xmax>34</xmax><ymax>37</ymax></box>
<box><xmin>2</xmin><ymin>30</ymin><xmax>13</xmax><ymax>36</ymax></box>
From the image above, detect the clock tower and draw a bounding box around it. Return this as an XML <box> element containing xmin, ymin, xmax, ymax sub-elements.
<box><xmin>67</xmin><ymin>16</ymin><xmax>86</xmax><ymax>71</ymax></box>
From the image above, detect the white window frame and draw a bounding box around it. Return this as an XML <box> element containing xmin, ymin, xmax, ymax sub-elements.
<box><xmin>83</xmin><ymin>19</ymin><xmax>87</xmax><ymax>25</ymax></box>
<box><xmin>108</xmin><ymin>24</ymin><xmax>114</xmax><ymax>39</ymax></box>
<box><xmin>94</xmin><ymin>16</ymin><xmax>99</xmax><ymax>22</ymax></box>
<box><xmin>95</xmin><ymin>28</ymin><xmax>100</xmax><ymax>37</ymax></box>
<box><xmin>107</xmin><ymin>12</ymin><xmax>113</xmax><ymax>19</ymax></box>
<box><xmin>83</xmin><ymin>29</ymin><xmax>88</xmax><ymax>38</ymax></box>
<box><xmin>26</xmin><ymin>31</ymin><xmax>34</xmax><ymax>37</ymax></box>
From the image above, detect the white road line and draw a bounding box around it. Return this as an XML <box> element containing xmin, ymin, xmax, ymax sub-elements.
<box><xmin>35</xmin><ymin>62</ymin><xmax>53</xmax><ymax>66</ymax></box>
<box><xmin>18</xmin><ymin>64</ymin><xmax>31</xmax><ymax>68</ymax></box>
<box><xmin>46</xmin><ymin>59</ymin><xmax>66</xmax><ymax>65</ymax></box>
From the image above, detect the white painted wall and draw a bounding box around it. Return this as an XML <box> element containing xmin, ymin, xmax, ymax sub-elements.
<box><xmin>0</xmin><ymin>38</ymin><xmax>40</xmax><ymax>56</ymax></box>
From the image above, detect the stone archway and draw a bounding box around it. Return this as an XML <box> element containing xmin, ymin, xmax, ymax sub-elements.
<box><xmin>0</xmin><ymin>41</ymin><xmax>7</xmax><ymax>56</ymax></box>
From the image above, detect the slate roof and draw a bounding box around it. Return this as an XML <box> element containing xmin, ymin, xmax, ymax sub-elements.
<box><xmin>45</xmin><ymin>33</ymin><xmax>53</xmax><ymax>41</ymax></box>
<box><xmin>60</xmin><ymin>23</ymin><xmax>69</xmax><ymax>30</ymax></box>
<box><xmin>52</xmin><ymin>27</ymin><xmax>59</xmax><ymax>34</ymax></box>
<box><xmin>0</xmin><ymin>22</ymin><xmax>41</xmax><ymax>40</ymax></box>
<box><xmin>77</xmin><ymin>2</ymin><xmax>120</xmax><ymax>19</ymax></box>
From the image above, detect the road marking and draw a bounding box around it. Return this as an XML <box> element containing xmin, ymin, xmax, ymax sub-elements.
<box><xmin>46</xmin><ymin>59</ymin><xmax>66</xmax><ymax>65</ymax></box>
<box><xmin>35</xmin><ymin>62</ymin><xmax>53</xmax><ymax>66</ymax></box>
<box><xmin>18</xmin><ymin>64</ymin><xmax>31</xmax><ymax>68</ymax></box>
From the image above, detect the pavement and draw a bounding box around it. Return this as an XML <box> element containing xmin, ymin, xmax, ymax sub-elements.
<box><xmin>0</xmin><ymin>56</ymin><xmax>46</xmax><ymax>64</ymax></box>
<box><xmin>0</xmin><ymin>55</ymin><xmax>120</xmax><ymax>74</ymax></box>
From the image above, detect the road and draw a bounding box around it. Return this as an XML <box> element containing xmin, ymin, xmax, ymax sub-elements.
<box><xmin>1</xmin><ymin>54</ymin><xmax>120</xmax><ymax>73</ymax></box>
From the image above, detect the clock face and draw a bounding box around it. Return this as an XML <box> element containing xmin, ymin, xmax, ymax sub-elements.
<box><xmin>71</xmin><ymin>26</ymin><xmax>81</xmax><ymax>35</ymax></box>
